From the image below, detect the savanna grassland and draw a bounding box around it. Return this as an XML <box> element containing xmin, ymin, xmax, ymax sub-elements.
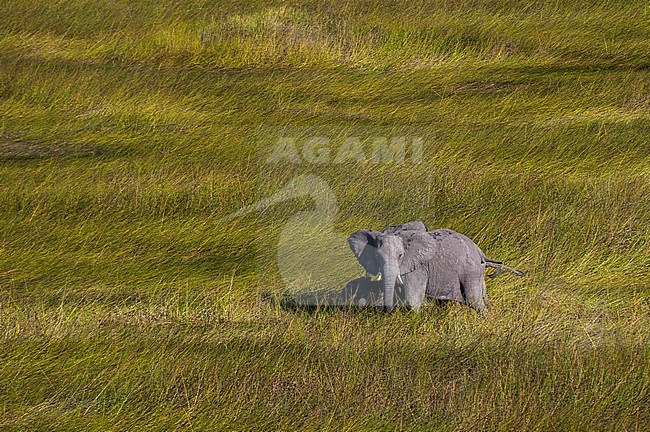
<box><xmin>1</xmin><ymin>1</ymin><xmax>649</xmax><ymax>430</ymax></box>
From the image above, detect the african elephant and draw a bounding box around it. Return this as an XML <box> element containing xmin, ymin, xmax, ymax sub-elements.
<box><xmin>348</xmin><ymin>223</ymin><xmax>523</xmax><ymax>312</ymax></box>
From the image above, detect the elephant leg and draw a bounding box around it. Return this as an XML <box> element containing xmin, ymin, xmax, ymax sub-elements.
<box><xmin>481</xmin><ymin>278</ymin><xmax>489</xmax><ymax>306</ymax></box>
<box><xmin>460</xmin><ymin>274</ymin><xmax>487</xmax><ymax>313</ymax></box>
<box><xmin>405</xmin><ymin>288</ymin><xmax>426</xmax><ymax>311</ymax></box>
<box><xmin>402</xmin><ymin>269</ymin><xmax>427</xmax><ymax>311</ymax></box>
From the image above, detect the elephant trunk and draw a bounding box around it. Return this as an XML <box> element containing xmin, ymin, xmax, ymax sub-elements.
<box><xmin>382</xmin><ymin>264</ymin><xmax>399</xmax><ymax>311</ymax></box>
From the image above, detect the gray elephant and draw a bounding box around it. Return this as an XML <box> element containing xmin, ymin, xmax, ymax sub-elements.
<box><xmin>347</xmin><ymin>221</ymin><xmax>523</xmax><ymax>312</ymax></box>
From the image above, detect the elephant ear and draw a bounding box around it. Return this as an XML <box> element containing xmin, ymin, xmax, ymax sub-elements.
<box><xmin>348</xmin><ymin>229</ymin><xmax>381</xmax><ymax>276</ymax></box>
<box><xmin>381</xmin><ymin>221</ymin><xmax>427</xmax><ymax>235</ymax></box>
<box><xmin>400</xmin><ymin>231</ymin><xmax>437</xmax><ymax>274</ymax></box>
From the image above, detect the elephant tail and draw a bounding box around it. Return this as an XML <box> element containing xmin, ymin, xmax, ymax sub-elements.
<box><xmin>483</xmin><ymin>257</ymin><xmax>525</xmax><ymax>278</ymax></box>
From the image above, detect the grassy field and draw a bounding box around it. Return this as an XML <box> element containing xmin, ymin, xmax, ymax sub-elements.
<box><xmin>1</xmin><ymin>0</ymin><xmax>649</xmax><ymax>430</ymax></box>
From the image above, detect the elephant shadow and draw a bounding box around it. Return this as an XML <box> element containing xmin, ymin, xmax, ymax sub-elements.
<box><xmin>260</xmin><ymin>277</ymin><xmax>380</xmax><ymax>314</ymax></box>
<box><xmin>261</xmin><ymin>277</ymin><xmax>455</xmax><ymax>314</ymax></box>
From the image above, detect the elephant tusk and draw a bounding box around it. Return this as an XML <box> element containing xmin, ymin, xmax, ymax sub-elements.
<box><xmin>397</xmin><ymin>274</ymin><xmax>404</xmax><ymax>285</ymax></box>
<box><xmin>376</xmin><ymin>273</ymin><xmax>382</xmax><ymax>281</ymax></box>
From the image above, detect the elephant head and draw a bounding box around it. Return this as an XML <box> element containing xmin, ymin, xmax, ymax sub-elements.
<box><xmin>347</xmin><ymin>227</ymin><xmax>435</xmax><ymax>310</ymax></box>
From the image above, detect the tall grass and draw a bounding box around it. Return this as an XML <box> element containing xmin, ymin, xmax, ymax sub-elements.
<box><xmin>0</xmin><ymin>0</ymin><xmax>649</xmax><ymax>430</ymax></box>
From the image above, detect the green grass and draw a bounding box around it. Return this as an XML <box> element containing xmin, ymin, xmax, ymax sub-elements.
<box><xmin>1</xmin><ymin>0</ymin><xmax>649</xmax><ymax>430</ymax></box>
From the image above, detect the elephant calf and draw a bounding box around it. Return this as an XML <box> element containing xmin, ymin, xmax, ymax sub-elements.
<box><xmin>347</xmin><ymin>221</ymin><xmax>523</xmax><ymax>312</ymax></box>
